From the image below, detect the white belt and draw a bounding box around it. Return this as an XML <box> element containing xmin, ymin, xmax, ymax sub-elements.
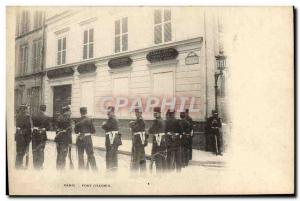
<box><xmin>167</xmin><ymin>132</ymin><xmax>180</xmax><ymax>136</ymax></box>
<box><xmin>106</xmin><ymin>131</ymin><xmax>118</xmax><ymax>145</ymax></box>
<box><xmin>154</xmin><ymin>133</ymin><xmax>165</xmax><ymax>146</ymax></box>
<box><xmin>80</xmin><ymin>133</ymin><xmax>91</xmax><ymax>136</ymax></box>
<box><xmin>33</xmin><ymin>127</ymin><xmax>46</xmax><ymax>131</ymax></box>
<box><xmin>134</xmin><ymin>131</ymin><xmax>146</xmax><ymax>144</ymax></box>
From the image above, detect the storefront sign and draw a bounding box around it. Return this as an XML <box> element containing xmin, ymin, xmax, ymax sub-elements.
<box><xmin>108</xmin><ymin>57</ymin><xmax>133</xmax><ymax>69</ymax></box>
<box><xmin>77</xmin><ymin>62</ymin><xmax>97</xmax><ymax>74</ymax></box>
<box><xmin>146</xmin><ymin>48</ymin><xmax>178</xmax><ymax>63</ymax></box>
<box><xmin>47</xmin><ymin>67</ymin><xmax>74</xmax><ymax>79</ymax></box>
<box><xmin>185</xmin><ymin>52</ymin><xmax>199</xmax><ymax>65</ymax></box>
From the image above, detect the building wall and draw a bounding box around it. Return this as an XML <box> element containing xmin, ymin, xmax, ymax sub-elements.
<box><xmin>43</xmin><ymin>7</ymin><xmax>222</xmax><ymax>123</ymax></box>
<box><xmin>45</xmin><ymin>7</ymin><xmax>205</xmax><ymax>68</ymax></box>
<box><xmin>14</xmin><ymin>8</ymin><xmax>45</xmax><ymax>114</ymax></box>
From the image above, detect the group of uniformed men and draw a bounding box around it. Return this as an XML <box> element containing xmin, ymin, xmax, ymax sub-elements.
<box><xmin>15</xmin><ymin>103</ymin><xmax>221</xmax><ymax>172</ymax></box>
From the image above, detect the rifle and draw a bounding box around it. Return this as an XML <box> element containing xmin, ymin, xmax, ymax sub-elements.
<box><xmin>68</xmin><ymin>146</ymin><xmax>74</xmax><ymax>169</ymax></box>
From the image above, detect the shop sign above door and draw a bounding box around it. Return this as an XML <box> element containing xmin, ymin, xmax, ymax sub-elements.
<box><xmin>108</xmin><ymin>57</ymin><xmax>133</xmax><ymax>69</ymax></box>
<box><xmin>77</xmin><ymin>62</ymin><xmax>97</xmax><ymax>74</ymax></box>
<box><xmin>47</xmin><ymin>67</ymin><xmax>74</xmax><ymax>79</ymax></box>
<box><xmin>146</xmin><ymin>48</ymin><xmax>178</xmax><ymax>63</ymax></box>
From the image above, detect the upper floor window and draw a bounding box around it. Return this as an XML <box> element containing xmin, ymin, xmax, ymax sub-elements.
<box><xmin>20</xmin><ymin>10</ymin><xmax>30</xmax><ymax>35</ymax></box>
<box><xmin>154</xmin><ymin>9</ymin><xmax>172</xmax><ymax>44</ymax></box>
<box><xmin>57</xmin><ymin>37</ymin><xmax>66</xmax><ymax>65</ymax></box>
<box><xmin>20</xmin><ymin>44</ymin><xmax>28</xmax><ymax>74</ymax></box>
<box><xmin>115</xmin><ymin>17</ymin><xmax>128</xmax><ymax>53</ymax></box>
<box><xmin>83</xmin><ymin>29</ymin><xmax>94</xmax><ymax>59</ymax></box>
<box><xmin>32</xmin><ymin>39</ymin><xmax>42</xmax><ymax>72</ymax></box>
<box><xmin>34</xmin><ymin>11</ymin><xmax>43</xmax><ymax>29</ymax></box>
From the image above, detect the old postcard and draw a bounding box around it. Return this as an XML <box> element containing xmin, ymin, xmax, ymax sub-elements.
<box><xmin>6</xmin><ymin>6</ymin><xmax>294</xmax><ymax>195</ymax></box>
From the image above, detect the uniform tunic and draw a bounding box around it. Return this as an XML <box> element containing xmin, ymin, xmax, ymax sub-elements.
<box><xmin>74</xmin><ymin>116</ymin><xmax>97</xmax><ymax>170</ymax></box>
<box><xmin>31</xmin><ymin>111</ymin><xmax>50</xmax><ymax>169</ymax></box>
<box><xmin>130</xmin><ymin>118</ymin><xmax>148</xmax><ymax>172</ymax></box>
<box><xmin>206</xmin><ymin>116</ymin><xmax>222</xmax><ymax>154</ymax></box>
<box><xmin>149</xmin><ymin>117</ymin><xmax>167</xmax><ymax>172</ymax></box>
<box><xmin>165</xmin><ymin>116</ymin><xmax>183</xmax><ymax>171</ymax></box>
<box><xmin>15</xmin><ymin>113</ymin><xmax>32</xmax><ymax>169</ymax></box>
<box><xmin>55</xmin><ymin>114</ymin><xmax>72</xmax><ymax>170</ymax></box>
<box><xmin>179</xmin><ymin>118</ymin><xmax>192</xmax><ymax>167</ymax></box>
<box><xmin>101</xmin><ymin>117</ymin><xmax>121</xmax><ymax>170</ymax></box>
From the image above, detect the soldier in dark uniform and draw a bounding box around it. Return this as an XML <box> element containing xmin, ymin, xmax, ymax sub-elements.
<box><xmin>206</xmin><ymin>110</ymin><xmax>223</xmax><ymax>155</ymax></box>
<box><xmin>148</xmin><ymin>107</ymin><xmax>167</xmax><ymax>172</ymax></box>
<box><xmin>74</xmin><ymin>107</ymin><xmax>97</xmax><ymax>171</ymax></box>
<box><xmin>15</xmin><ymin>104</ymin><xmax>32</xmax><ymax>169</ymax></box>
<box><xmin>31</xmin><ymin>104</ymin><xmax>50</xmax><ymax>169</ymax></box>
<box><xmin>101</xmin><ymin>106</ymin><xmax>122</xmax><ymax>171</ymax></box>
<box><xmin>185</xmin><ymin>109</ymin><xmax>194</xmax><ymax>161</ymax></box>
<box><xmin>130</xmin><ymin>107</ymin><xmax>148</xmax><ymax>172</ymax></box>
<box><xmin>165</xmin><ymin>109</ymin><xmax>183</xmax><ymax>172</ymax></box>
<box><xmin>55</xmin><ymin>105</ymin><xmax>72</xmax><ymax>170</ymax></box>
<box><xmin>179</xmin><ymin>111</ymin><xmax>192</xmax><ymax>167</ymax></box>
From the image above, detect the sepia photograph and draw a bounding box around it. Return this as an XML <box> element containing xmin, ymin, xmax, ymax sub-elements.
<box><xmin>6</xmin><ymin>5</ymin><xmax>294</xmax><ymax>196</ymax></box>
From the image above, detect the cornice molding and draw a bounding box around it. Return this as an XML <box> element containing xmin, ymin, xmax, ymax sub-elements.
<box><xmin>54</xmin><ymin>27</ymin><xmax>70</xmax><ymax>35</ymax></box>
<box><xmin>79</xmin><ymin>17</ymin><xmax>98</xmax><ymax>26</ymax></box>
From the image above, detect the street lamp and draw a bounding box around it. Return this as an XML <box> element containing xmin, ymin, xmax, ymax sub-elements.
<box><xmin>214</xmin><ymin>51</ymin><xmax>226</xmax><ymax>112</ymax></box>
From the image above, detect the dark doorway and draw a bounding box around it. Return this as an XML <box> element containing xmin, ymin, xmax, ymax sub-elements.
<box><xmin>53</xmin><ymin>84</ymin><xmax>72</xmax><ymax>117</ymax></box>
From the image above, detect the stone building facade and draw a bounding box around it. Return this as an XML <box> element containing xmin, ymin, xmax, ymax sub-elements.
<box><xmin>14</xmin><ymin>8</ymin><xmax>46</xmax><ymax>115</ymax></box>
<box><xmin>41</xmin><ymin>7</ymin><xmax>228</xmax><ymax>147</ymax></box>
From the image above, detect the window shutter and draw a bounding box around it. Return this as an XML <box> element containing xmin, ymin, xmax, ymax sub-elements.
<box><xmin>62</xmin><ymin>50</ymin><xmax>66</xmax><ymax>64</ymax></box>
<box><xmin>164</xmin><ymin>9</ymin><xmax>171</xmax><ymax>21</ymax></box>
<box><xmin>154</xmin><ymin>25</ymin><xmax>162</xmax><ymax>44</ymax></box>
<box><xmin>122</xmin><ymin>34</ymin><xmax>128</xmax><ymax>51</ymax></box>
<box><xmin>89</xmin><ymin>29</ymin><xmax>94</xmax><ymax>42</ymax></box>
<box><xmin>154</xmin><ymin>10</ymin><xmax>161</xmax><ymax>24</ymax></box>
<box><xmin>122</xmin><ymin>17</ymin><xmax>128</xmax><ymax>33</ymax></box>
<box><xmin>63</xmin><ymin>37</ymin><xmax>66</xmax><ymax>50</ymax></box>
<box><xmin>115</xmin><ymin>36</ymin><xmax>120</xmax><ymax>53</ymax></box>
<box><xmin>89</xmin><ymin>43</ymin><xmax>93</xmax><ymax>58</ymax></box>
<box><xmin>164</xmin><ymin>22</ymin><xmax>172</xmax><ymax>42</ymax></box>
<box><xmin>115</xmin><ymin>20</ymin><xmax>120</xmax><ymax>35</ymax></box>
<box><xmin>84</xmin><ymin>30</ymin><xmax>88</xmax><ymax>44</ymax></box>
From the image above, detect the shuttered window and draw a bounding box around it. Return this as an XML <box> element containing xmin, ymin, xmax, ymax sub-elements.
<box><xmin>57</xmin><ymin>37</ymin><xmax>66</xmax><ymax>65</ymax></box>
<box><xmin>115</xmin><ymin>17</ymin><xmax>128</xmax><ymax>53</ymax></box>
<box><xmin>154</xmin><ymin>9</ymin><xmax>172</xmax><ymax>44</ymax></box>
<box><xmin>83</xmin><ymin>29</ymin><xmax>94</xmax><ymax>59</ymax></box>
<box><xmin>20</xmin><ymin>44</ymin><xmax>28</xmax><ymax>74</ymax></box>
<box><xmin>32</xmin><ymin>39</ymin><xmax>42</xmax><ymax>72</ymax></box>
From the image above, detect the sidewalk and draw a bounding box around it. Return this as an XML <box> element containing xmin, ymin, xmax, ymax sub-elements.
<box><xmin>47</xmin><ymin>131</ymin><xmax>225</xmax><ymax>168</ymax></box>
